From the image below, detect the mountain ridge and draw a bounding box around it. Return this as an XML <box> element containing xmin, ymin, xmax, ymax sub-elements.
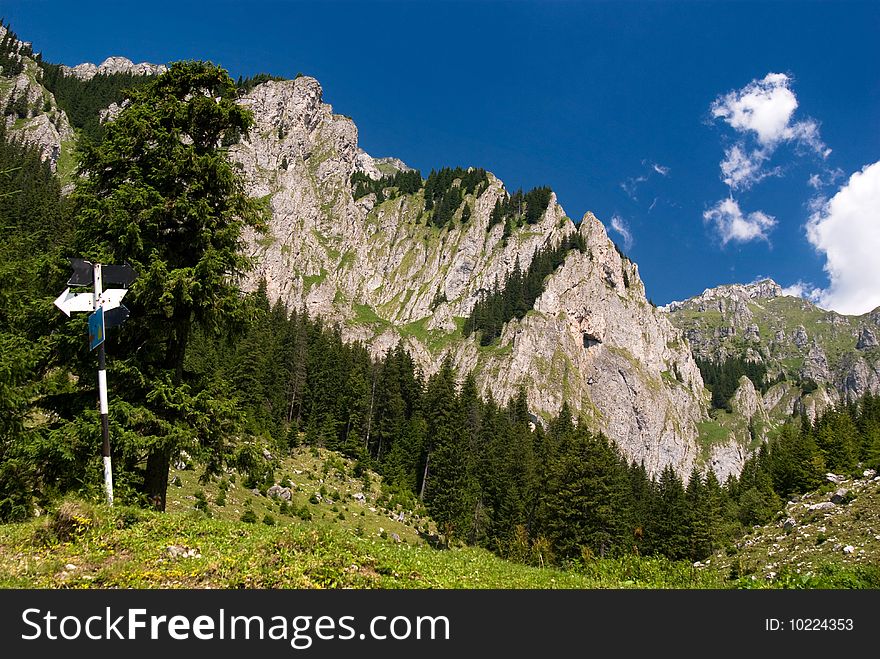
<box><xmin>6</xmin><ymin>27</ymin><xmax>879</xmax><ymax>481</ymax></box>
<box><xmin>230</xmin><ymin>75</ymin><xmax>709</xmax><ymax>478</ymax></box>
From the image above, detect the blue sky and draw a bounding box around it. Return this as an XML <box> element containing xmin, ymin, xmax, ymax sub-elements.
<box><xmin>5</xmin><ymin>1</ymin><xmax>879</xmax><ymax>312</ymax></box>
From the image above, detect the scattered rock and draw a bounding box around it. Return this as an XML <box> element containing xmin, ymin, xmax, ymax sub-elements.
<box><xmin>808</xmin><ymin>501</ymin><xmax>836</xmax><ymax>511</ymax></box>
<box><xmin>173</xmin><ymin>450</ymin><xmax>192</xmax><ymax>470</ymax></box>
<box><xmin>64</xmin><ymin>563</ymin><xmax>77</xmax><ymax>571</ymax></box>
<box><xmin>167</xmin><ymin>545</ymin><xmax>200</xmax><ymax>559</ymax></box>
<box><xmin>267</xmin><ymin>485</ymin><xmax>292</xmax><ymax>501</ymax></box>
<box><xmin>830</xmin><ymin>488</ymin><xmax>850</xmax><ymax>505</ymax></box>
<box><xmin>783</xmin><ymin>518</ymin><xmax>796</xmax><ymax>533</ymax></box>
<box><xmin>391</xmin><ymin>533</ymin><xmax>401</xmax><ymax>543</ymax></box>
<box><xmin>262</xmin><ymin>448</ymin><xmax>274</xmax><ymax>461</ymax></box>
<box><xmin>842</xmin><ymin>545</ymin><xmax>855</xmax><ymax>555</ymax></box>
<box><xmin>353</xmin><ymin>492</ymin><xmax>365</xmax><ymax>502</ymax></box>
<box><xmin>397</xmin><ymin>511</ymin><xmax>405</xmax><ymax>522</ymax></box>
<box><xmin>864</xmin><ymin>469</ymin><xmax>876</xmax><ymax>479</ymax></box>
<box><xmin>826</xmin><ymin>473</ymin><xmax>844</xmax><ymax>484</ymax></box>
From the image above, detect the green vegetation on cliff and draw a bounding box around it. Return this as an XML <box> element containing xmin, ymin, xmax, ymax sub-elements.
<box><xmin>464</xmin><ymin>232</ymin><xmax>586</xmax><ymax>345</ymax></box>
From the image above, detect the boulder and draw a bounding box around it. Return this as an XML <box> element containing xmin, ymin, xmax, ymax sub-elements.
<box><xmin>830</xmin><ymin>488</ymin><xmax>850</xmax><ymax>504</ymax></box>
<box><xmin>267</xmin><ymin>484</ymin><xmax>292</xmax><ymax>501</ymax></box>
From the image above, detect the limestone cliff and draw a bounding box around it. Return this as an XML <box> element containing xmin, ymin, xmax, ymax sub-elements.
<box><xmin>231</xmin><ymin>77</ymin><xmax>709</xmax><ymax>477</ymax></box>
<box><xmin>666</xmin><ymin>279</ymin><xmax>880</xmax><ymax>418</ymax></box>
<box><xmin>0</xmin><ymin>25</ymin><xmax>74</xmax><ymax>170</ymax></box>
<box><xmin>60</xmin><ymin>56</ymin><xmax>167</xmax><ymax>80</ymax></box>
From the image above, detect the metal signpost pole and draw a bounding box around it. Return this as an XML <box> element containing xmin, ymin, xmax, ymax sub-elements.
<box><xmin>56</xmin><ymin>258</ymin><xmax>135</xmax><ymax>508</ymax></box>
<box><xmin>93</xmin><ymin>263</ymin><xmax>114</xmax><ymax>506</ymax></box>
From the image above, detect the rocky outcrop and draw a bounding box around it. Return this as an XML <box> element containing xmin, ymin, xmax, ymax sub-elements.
<box><xmin>662</xmin><ymin>278</ymin><xmax>782</xmax><ymax>313</ymax></box>
<box><xmin>231</xmin><ymin>76</ymin><xmax>709</xmax><ymax>478</ymax></box>
<box><xmin>60</xmin><ymin>56</ymin><xmax>166</xmax><ymax>80</ymax></box>
<box><xmin>667</xmin><ymin>279</ymin><xmax>880</xmax><ymax>425</ymax></box>
<box><xmin>0</xmin><ymin>30</ymin><xmax>74</xmax><ymax>170</ymax></box>
<box><xmin>856</xmin><ymin>327</ymin><xmax>878</xmax><ymax>350</ymax></box>
<box><xmin>730</xmin><ymin>376</ymin><xmax>770</xmax><ymax>430</ymax></box>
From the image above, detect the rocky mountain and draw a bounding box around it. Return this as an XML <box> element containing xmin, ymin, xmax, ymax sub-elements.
<box><xmin>665</xmin><ymin>279</ymin><xmax>880</xmax><ymax>466</ymax></box>
<box><xmin>59</xmin><ymin>56</ymin><xmax>167</xmax><ymax>80</ymax></box>
<box><xmin>230</xmin><ymin>76</ymin><xmax>710</xmax><ymax>478</ymax></box>
<box><xmin>0</xmin><ymin>24</ymin><xmax>74</xmax><ymax>169</ymax></box>
<box><xmin>2</xmin><ymin>22</ymin><xmax>715</xmax><ymax>478</ymax></box>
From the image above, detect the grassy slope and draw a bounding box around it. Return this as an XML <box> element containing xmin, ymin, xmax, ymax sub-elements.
<box><xmin>0</xmin><ymin>446</ymin><xmax>732</xmax><ymax>589</ymax></box>
<box><xmin>705</xmin><ymin>473</ymin><xmax>880</xmax><ymax>588</ymax></box>
<box><xmin>166</xmin><ymin>447</ymin><xmax>430</xmax><ymax>545</ymax></box>
<box><xmin>0</xmin><ymin>504</ymin><xmax>728</xmax><ymax>589</ymax></box>
<box><xmin>4</xmin><ymin>443</ymin><xmax>877</xmax><ymax>589</ymax></box>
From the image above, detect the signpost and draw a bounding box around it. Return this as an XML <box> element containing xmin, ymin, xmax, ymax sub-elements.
<box><xmin>54</xmin><ymin>258</ymin><xmax>137</xmax><ymax>506</ymax></box>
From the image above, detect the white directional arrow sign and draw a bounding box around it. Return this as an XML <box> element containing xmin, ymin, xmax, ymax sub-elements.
<box><xmin>98</xmin><ymin>287</ymin><xmax>127</xmax><ymax>311</ymax></box>
<box><xmin>54</xmin><ymin>259</ymin><xmax>137</xmax><ymax>509</ymax></box>
<box><xmin>54</xmin><ymin>287</ymin><xmax>127</xmax><ymax>316</ymax></box>
<box><xmin>54</xmin><ymin>287</ymin><xmax>95</xmax><ymax>316</ymax></box>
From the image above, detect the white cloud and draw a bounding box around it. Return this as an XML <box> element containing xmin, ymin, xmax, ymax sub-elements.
<box><xmin>620</xmin><ymin>175</ymin><xmax>647</xmax><ymax>201</ymax></box>
<box><xmin>806</xmin><ymin>160</ymin><xmax>880</xmax><ymax>315</ymax></box>
<box><xmin>621</xmin><ymin>161</ymin><xmax>670</xmax><ymax>202</ymax></box>
<box><xmin>652</xmin><ymin>163</ymin><xmax>670</xmax><ymax>176</ymax></box>
<box><xmin>780</xmin><ymin>281</ymin><xmax>822</xmax><ymax>302</ymax></box>
<box><xmin>806</xmin><ymin>167</ymin><xmax>845</xmax><ymax>190</ymax></box>
<box><xmin>703</xmin><ymin>198</ymin><xmax>777</xmax><ymax>245</ymax></box>
<box><xmin>720</xmin><ymin>145</ymin><xmax>773</xmax><ymax>190</ymax></box>
<box><xmin>710</xmin><ymin>72</ymin><xmax>829</xmax><ymax>191</ymax></box>
<box><xmin>711</xmin><ymin>73</ymin><xmax>827</xmax><ymax>154</ymax></box>
<box><xmin>610</xmin><ymin>214</ymin><xmax>633</xmax><ymax>251</ymax></box>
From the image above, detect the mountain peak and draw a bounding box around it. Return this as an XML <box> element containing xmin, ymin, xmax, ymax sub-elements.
<box><xmin>662</xmin><ymin>278</ymin><xmax>783</xmax><ymax>312</ymax></box>
<box><xmin>60</xmin><ymin>56</ymin><xmax>167</xmax><ymax>80</ymax></box>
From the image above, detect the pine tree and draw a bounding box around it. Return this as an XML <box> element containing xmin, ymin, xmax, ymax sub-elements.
<box><xmin>68</xmin><ymin>61</ymin><xmax>267</xmax><ymax>509</ymax></box>
<box><xmin>647</xmin><ymin>465</ymin><xmax>689</xmax><ymax>560</ymax></box>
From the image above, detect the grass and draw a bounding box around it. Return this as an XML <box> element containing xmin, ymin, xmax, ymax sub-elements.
<box><xmin>400</xmin><ymin>316</ymin><xmax>466</xmax><ymax>354</ymax></box>
<box><xmin>351</xmin><ymin>303</ymin><xmax>389</xmax><ymax>330</ymax></box>
<box><xmin>2</xmin><ymin>445</ymin><xmax>874</xmax><ymax>589</ymax></box>
<box><xmin>708</xmin><ymin>473</ymin><xmax>880</xmax><ymax>588</ymax></box>
<box><xmin>696</xmin><ymin>419</ymin><xmax>733</xmax><ymax>451</ymax></box>
<box><xmin>55</xmin><ymin>138</ymin><xmax>79</xmax><ymax>187</ymax></box>
<box><xmin>166</xmin><ymin>447</ymin><xmax>427</xmax><ymax>545</ymax></box>
<box><xmin>302</xmin><ymin>268</ymin><xmax>328</xmax><ymax>293</ymax></box>
<box><xmin>0</xmin><ymin>506</ymin><xmax>731</xmax><ymax>588</ymax></box>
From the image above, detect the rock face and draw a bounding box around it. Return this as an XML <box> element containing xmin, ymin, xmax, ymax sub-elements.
<box><xmin>667</xmin><ymin>279</ymin><xmax>880</xmax><ymax>424</ymax></box>
<box><xmin>231</xmin><ymin>76</ymin><xmax>708</xmax><ymax>477</ymax></box>
<box><xmin>60</xmin><ymin>56</ymin><xmax>166</xmax><ymax>80</ymax></box>
<box><xmin>0</xmin><ymin>25</ymin><xmax>74</xmax><ymax>170</ymax></box>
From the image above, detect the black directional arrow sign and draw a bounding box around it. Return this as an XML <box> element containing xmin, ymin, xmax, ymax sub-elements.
<box><xmin>67</xmin><ymin>258</ymin><xmax>94</xmax><ymax>286</ymax></box>
<box><xmin>104</xmin><ymin>304</ymin><xmax>130</xmax><ymax>330</ymax></box>
<box><xmin>102</xmin><ymin>263</ymin><xmax>138</xmax><ymax>287</ymax></box>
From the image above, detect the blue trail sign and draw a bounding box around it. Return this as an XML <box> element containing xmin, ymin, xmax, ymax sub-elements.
<box><xmin>88</xmin><ymin>306</ymin><xmax>105</xmax><ymax>350</ymax></box>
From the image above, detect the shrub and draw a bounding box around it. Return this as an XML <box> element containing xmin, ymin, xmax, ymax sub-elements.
<box><xmin>46</xmin><ymin>500</ymin><xmax>97</xmax><ymax>542</ymax></box>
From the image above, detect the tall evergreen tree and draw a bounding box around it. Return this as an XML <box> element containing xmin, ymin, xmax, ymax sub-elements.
<box><xmin>68</xmin><ymin>61</ymin><xmax>267</xmax><ymax>509</ymax></box>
